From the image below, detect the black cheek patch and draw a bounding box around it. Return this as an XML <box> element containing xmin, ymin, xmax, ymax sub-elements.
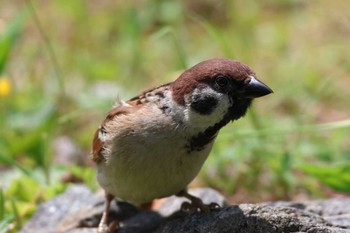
<box><xmin>190</xmin><ymin>96</ymin><xmax>218</xmax><ymax>115</ymax></box>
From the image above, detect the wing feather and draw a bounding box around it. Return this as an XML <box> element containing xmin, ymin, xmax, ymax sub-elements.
<box><xmin>91</xmin><ymin>104</ymin><xmax>138</xmax><ymax>163</ymax></box>
<box><xmin>92</xmin><ymin>83</ymin><xmax>170</xmax><ymax>162</ymax></box>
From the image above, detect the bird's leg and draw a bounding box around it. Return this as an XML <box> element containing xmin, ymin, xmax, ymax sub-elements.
<box><xmin>176</xmin><ymin>189</ymin><xmax>220</xmax><ymax>213</ymax></box>
<box><xmin>98</xmin><ymin>193</ymin><xmax>118</xmax><ymax>233</ymax></box>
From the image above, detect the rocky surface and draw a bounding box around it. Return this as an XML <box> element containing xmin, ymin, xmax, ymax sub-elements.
<box><xmin>20</xmin><ymin>185</ymin><xmax>350</xmax><ymax>233</ymax></box>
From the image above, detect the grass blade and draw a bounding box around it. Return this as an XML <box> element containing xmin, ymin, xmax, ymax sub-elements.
<box><xmin>0</xmin><ymin>9</ymin><xmax>26</xmax><ymax>74</ymax></box>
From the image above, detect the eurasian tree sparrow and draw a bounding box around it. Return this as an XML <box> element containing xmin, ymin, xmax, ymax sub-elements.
<box><xmin>92</xmin><ymin>58</ymin><xmax>273</xmax><ymax>232</ymax></box>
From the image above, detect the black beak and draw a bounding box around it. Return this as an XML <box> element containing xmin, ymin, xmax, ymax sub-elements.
<box><xmin>241</xmin><ymin>76</ymin><xmax>273</xmax><ymax>98</ymax></box>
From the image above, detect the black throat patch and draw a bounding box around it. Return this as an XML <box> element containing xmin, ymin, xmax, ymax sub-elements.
<box><xmin>186</xmin><ymin>98</ymin><xmax>252</xmax><ymax>152</ymax></box>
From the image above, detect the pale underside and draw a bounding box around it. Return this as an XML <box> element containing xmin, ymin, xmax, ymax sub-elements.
<box><xmin>96</xmin><ymin>104</ymin><xmax>214</xmax><ymax>204</ymax></box>
<box><xmin>96</xmin><ymin>87</ymin><xmax>231</xmax><ymax>204</ymax></box>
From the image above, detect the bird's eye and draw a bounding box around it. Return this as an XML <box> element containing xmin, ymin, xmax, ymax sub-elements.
<box><xmin>215</xmin><ymin>76</ymin><xmax>229</xmax><ymax>87</ymax></box>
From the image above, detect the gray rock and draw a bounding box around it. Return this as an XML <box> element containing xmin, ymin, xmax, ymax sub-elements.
<box><xmin>155</xmin><ymin>204</ymin><xmax>348</xmax><ymax>233</ymax></box>
<box><xmin>20</xmin><ymin>185</ymin><xmax>104</xmax><ymax>233</ymax></box>
<box><xmin>268</xmin><ymin>198</ymin><xmax>350</xmax><ymax>229</ymax></box>
<box><xmin>20</xmin><ymin>185</ymin><xmax>350</xmax><ymax>233</ymax></box>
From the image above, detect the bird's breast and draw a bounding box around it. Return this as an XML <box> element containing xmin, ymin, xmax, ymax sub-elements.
<box><xmin>97</xmin><ymin>104</ymin><xmax>214</xmax><ymax>204</ymax></box>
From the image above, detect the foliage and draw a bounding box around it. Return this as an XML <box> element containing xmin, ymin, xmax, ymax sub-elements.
<box><xmin>0</xmin><ymin>0</ymin><xmax>349</xmax><ymax>230</ymax></box>
<box><xmin>300</xmin><ymin>163</ymin><xmax>350</xmax><ymax>193</ymax></box>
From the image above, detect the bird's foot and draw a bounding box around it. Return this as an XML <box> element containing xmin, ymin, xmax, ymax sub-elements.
<box><xmin>180</xmin><ymin>200</ymin><xmax>220</xmax><ymax>213</ymax></box>
<box><xmin>97</xmin><ymin>221</ymin><xmax>118</xmax><ymax>233</ymax></box>
<box><xmin>177</xmin><ymin>189</ymin><xmax>221</xmax><ymax>213</ymax></box>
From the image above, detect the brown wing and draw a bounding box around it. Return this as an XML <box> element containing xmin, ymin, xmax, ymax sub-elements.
<box><xmin>92</xmin><ymin>83</ymin><xmax>171</xmax><ymax>162</ymax></box>
<box><xmin>91</xmin><ymin>104</ymin><xmax>138</xmax><ymax>163</ymax></box>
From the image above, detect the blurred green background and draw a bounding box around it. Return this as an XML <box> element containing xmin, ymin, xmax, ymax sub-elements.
<box><xmin>1</xmin><ymin>0</ymin><xmax>350</xmax><ymax>231</ymax></box>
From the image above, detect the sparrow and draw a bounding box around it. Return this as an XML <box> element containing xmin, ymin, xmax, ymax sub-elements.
<box><xmin>91</xmin><ymin>58</ymin><xmax>272</xmax><ymax>232</ymax></box>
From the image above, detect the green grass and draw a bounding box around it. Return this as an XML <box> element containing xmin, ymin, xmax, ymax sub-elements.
<box><xmin>1</xmin><ymin>0</ymin><xmax>350</xmax><ymax>231</ymax></box>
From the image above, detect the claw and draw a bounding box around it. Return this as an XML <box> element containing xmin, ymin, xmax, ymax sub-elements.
<box><xmin>208</xmin><ymin>202</ymin><xmax>221</xmax><ymax>210</ymax></box>
<box><xmin>180</xmin><ymin>201</ymin><xmax>196</xmax><ymax>213</ymax></box>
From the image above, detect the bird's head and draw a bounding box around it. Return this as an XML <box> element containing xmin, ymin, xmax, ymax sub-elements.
<box><xmin>171</xmin><ymin>58</ymin><xmax>273</xmax><ymax>129</ymax></box>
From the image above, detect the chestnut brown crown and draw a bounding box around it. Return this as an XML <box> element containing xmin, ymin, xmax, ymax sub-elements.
<box><xmin>171</xmin><ymin>58</ymin><xmax>272</xmax><ymax>105</ymax></box>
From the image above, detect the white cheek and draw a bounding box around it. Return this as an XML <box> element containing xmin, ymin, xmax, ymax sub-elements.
<box><xmin>183</xmin><ymin>86</ymin><xmax>231</xmax><ymax>132</ymax></box>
